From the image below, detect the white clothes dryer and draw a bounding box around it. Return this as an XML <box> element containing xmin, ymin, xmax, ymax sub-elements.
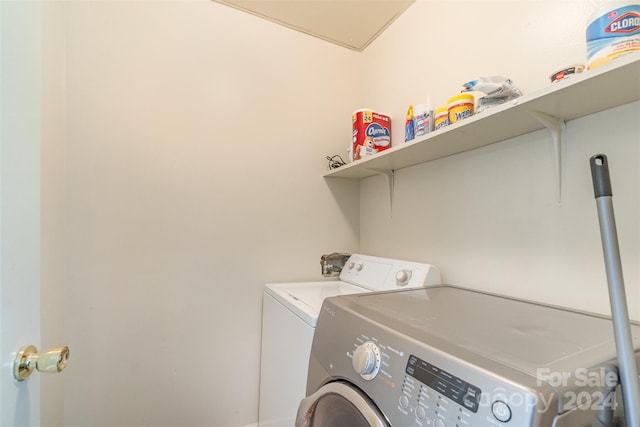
<box><xmin>258</xmin><ymin>254</ymin><xmax>440</xmax><ymax>427</ymax></box>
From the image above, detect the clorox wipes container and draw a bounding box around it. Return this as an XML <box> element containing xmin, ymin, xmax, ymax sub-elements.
<box><xmin>586</xmin><ymin>1</ymin><xmax>640</xmax><ymax>69</ymax></box>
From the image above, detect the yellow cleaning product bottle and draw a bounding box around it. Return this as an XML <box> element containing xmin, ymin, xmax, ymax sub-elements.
<box><xmin>405</xmin><ymin>105</ymin><xmax>415</xmax><ymax>142</ymax></box>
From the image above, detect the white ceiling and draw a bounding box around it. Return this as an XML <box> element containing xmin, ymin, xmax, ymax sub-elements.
<box><xmin>213</xmin><ymin>0</ymin><xmax>415</xmax><ymax>51</ymax></box>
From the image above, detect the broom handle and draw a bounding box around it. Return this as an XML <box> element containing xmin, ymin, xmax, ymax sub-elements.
<box><xmin>590</xmin><ymin>154</ymin><xmax>640</xmax><ymax>427</ymax></box>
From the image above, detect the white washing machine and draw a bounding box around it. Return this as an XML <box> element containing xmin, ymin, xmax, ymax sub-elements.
<box><xmin>258</xmin><ymin>254</ymin><xmax>440</xmax><ymax>427</ymax></box>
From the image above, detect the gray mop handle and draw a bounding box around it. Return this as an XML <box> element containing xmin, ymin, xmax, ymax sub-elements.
<box><xmin>590</xmin><ymin>154</ymin><xmax>640</xmax><ymax>427</ymax></box>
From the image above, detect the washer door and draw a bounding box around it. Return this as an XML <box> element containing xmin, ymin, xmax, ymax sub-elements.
<box><xmin>296</xmin><ymin>382</ymin><xmax>389</xmax><ymax>427</ymax></box>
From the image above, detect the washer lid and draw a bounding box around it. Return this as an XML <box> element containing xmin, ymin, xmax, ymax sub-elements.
<box><xmin>265</xmin><ymin>281</ymin><xmax>368</xmax><ymax>327</ymax></box>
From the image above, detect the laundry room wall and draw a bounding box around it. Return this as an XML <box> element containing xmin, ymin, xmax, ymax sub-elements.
<box><xmin>41</xmin><ymin>1</ymin><xmax>360</xmax><ymax>426</ymax></box>
<box><xmin>356</xmin><ymin>1</ymin><xmax>640</xmax><ymax>319</ymax></box>
<box><xmin>37</xmin><ymin>1</ymin><xmax>640</xmax><ymax>426</ymax></box>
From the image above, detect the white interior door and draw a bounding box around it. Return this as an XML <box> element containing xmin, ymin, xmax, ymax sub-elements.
<box><xmin>1</xmin><ymin>0</ymin><xmax>46</xmax><ymax>424</ymax></box>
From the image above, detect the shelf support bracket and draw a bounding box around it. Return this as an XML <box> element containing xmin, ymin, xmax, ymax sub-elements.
<box><xmin>530</xmin><ymin>111</ymin><xmax>566</xmax><ymax>204</ymax></box>
<box><xmin>369</xmin><ymin>168</ymin><xmax>395</xmax><ymax>215</ymax></box>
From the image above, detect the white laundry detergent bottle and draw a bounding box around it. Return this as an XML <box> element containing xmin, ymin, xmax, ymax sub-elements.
<box><xmin>586</xmin><ymin>0</ymin><xmax>640</xmax><ymax>69</ymax></box>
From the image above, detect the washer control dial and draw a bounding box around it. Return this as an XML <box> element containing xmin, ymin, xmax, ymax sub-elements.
<box><xmin>395</xmin><ymin>269</ymin><xmax>412</xmax><ymax>286</ymax></box>
<box><xmin>352</xmin><ymin>341</ymin><xmax>381</xmax><ymax>380</ymax></box>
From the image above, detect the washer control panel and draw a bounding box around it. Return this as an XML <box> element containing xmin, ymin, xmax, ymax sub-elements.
<box><xmin>342</xmin><ymin>328</ymin><xmax>531</xmax><ymax>426</ymax></box>
<box><xmin>405</xmin><ymin>355</ymin><xmax>481</xmax><ymax>413</ymax></box>
<box><xmin>338</xmin><ymin>254</ymin><xmax>441</xmax><ymax>291</ymax></box>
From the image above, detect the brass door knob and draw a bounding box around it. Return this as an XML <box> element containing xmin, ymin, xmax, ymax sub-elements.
<box><xmin>14</xmin><ymin>345</ymin><xmax>70</xmax><ymax>382</ymax></box>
